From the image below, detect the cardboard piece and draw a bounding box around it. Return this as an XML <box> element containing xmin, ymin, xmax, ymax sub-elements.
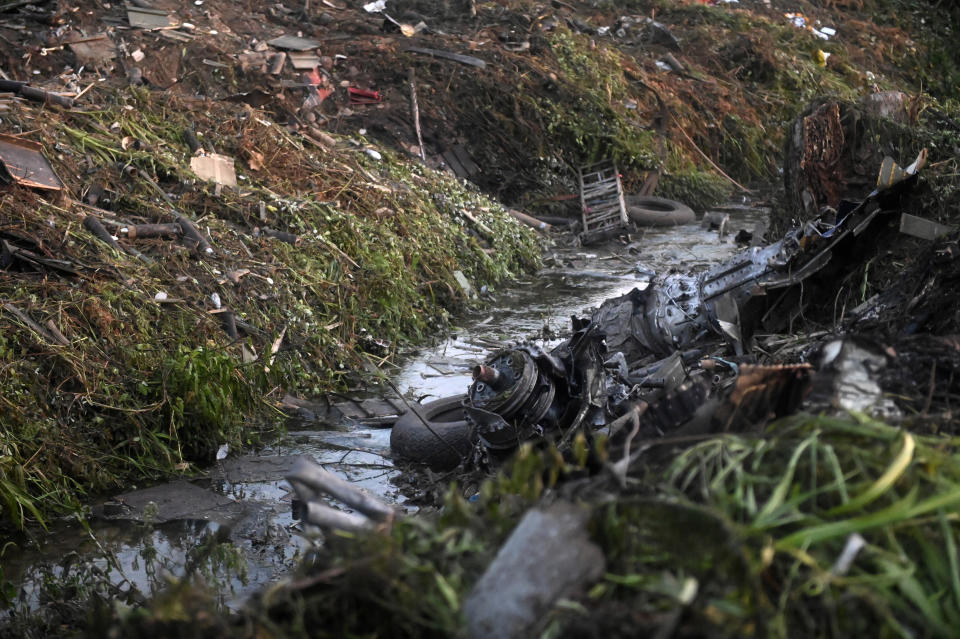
<box><xmin>190</xmin><ymin>153</ymin><xmax>237</xmax><ymax>187</ymax></box>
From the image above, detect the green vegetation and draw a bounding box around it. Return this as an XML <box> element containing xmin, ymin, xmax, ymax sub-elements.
<box><xmin>77</xmin><ymin>413</ymin><xmax>960</xmax><ymax>638</ymax></box>
<box><xmin>0</xmin><ymin>88</ymin><xmax>540</xmax><ymax>530</ymax></box>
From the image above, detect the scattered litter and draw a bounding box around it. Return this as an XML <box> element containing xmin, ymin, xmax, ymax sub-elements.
<box><xmin>268</xmin><ymin>35</ymin><xmax>323</xmax><ymax>51</ymax></box>
<box><xmin>831</xmin><ymin>533</ymin><xmax>867</xmax><ymax>576</ymax></box>
<box><xmin>0</xmin><ymin>134</ymin><xmax>63</xmax><ymax>191</ymax></box>
<box><xmin>126</xmin><ymin>6</ymin><xmax>177</xmax><ymax>29</ymax></box>
<box><xmin>190</xmin><ymin>153</ymin><xmax>237</xmax><ymax>188</ymax></box>
<box><xmin>785</xmin><ymin>12</ymin><xmax>836</xmax><ymax>40</ymax></box>
<box><xmin>453</xmin><ymin>270</ymin><xmax>476</xmax><ymax>298</ymax></box>
<box><xmin>899</xmin><ymin>213</ymin><xmax>954</xmax><ymax>241</ymax></box>
<box><xmin>216</xmin><ymin>443</ymin><xmax>229</xmax><ymax>461</ymax></box>
<box><xmin>818</xmin><ymin>339</ymin><xmax>900</xmax><ymax>418</ymax></box>
<box><xmin>348</xmin><ymin>87</ymin><xmax>381</xmax><ymax>104</ymax></box>
<box><xmin>66</xmin><ymin>33</ymin><xmax>116</xmax><ymax>65</ymax></box>
<box><xmin>288</xmin><ymin>51</ymin><xmax>322</xmax><ymax>70</ymax></box>
<box><xmin>365</xmin><ymin>149</ymin><xmax>382</xmax><ymax>160</ymax></box>
<box><xmin>502</xmin><ymin>41</ymin><xmax>530</xmax><ymax>52</ymax></box>
<box><xmin>0</xmin><ymin>79</ymin><xmax>74</xmax><ymax>108</ymax></box>
<box><xmin>406</xmin><ymin>47</ymin><xmax>486</xmax><ymax>68</ymax></box>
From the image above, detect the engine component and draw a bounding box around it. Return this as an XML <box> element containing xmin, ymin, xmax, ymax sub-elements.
<box><xmin>467</xmin><ymin>349</ymin><xmax>560</xmax><ymax>450</ymax></box>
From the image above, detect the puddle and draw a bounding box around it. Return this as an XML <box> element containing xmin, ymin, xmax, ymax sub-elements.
<box><xmin>2</xmin><ymin>209</ymin><xmax>766</xmax><ymax>617</ymax></box>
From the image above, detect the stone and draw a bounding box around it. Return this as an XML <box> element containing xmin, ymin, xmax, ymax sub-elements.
<box><xmin>463</xmin><ymin>501</ymin><xmax>605</xmax><ymax>639</ymax></box>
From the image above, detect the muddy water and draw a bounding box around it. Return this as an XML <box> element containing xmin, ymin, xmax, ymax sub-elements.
<box><xmin>2</xmin><ymin>207</ymin><xmax>766</xmax><ymax>616</ymax></box>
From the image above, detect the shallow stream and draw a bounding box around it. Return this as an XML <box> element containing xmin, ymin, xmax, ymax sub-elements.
<box><xmin>2</xmin><ymin>206</ymin><xmax>766</xmax><ymax>617</ymax></box>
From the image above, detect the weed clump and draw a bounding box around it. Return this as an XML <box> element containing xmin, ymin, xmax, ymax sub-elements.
<box><xmin>0</xmin><ymin>88</ymin><xmax>540</xmax><ymax>529</ymax></box>
<box><xmin>88</xmin><ymin>413</ymin><xmax>960</xmax><ymax>638</ymax></box>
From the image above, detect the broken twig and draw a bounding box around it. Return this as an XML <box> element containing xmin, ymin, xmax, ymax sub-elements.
<box><xmin>408</xmin><ymin>68</ymin><xmax>426</xmax><ymax>162</ymax></box>
<box><xmin>672</xmin><ymin>117</ymin><xmax>751</xmax><ymax>193</ymax></box>
<box><xmin>3</xmin><ymin>303</ymin><xmax>60</xmax><ymax>345</ymax></box>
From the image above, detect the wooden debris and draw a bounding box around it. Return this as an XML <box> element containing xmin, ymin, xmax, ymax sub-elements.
<box><xmin>1</xmin><ymin>239</ymin><xmax>79</xmax><ymax>276</ymax></box>
<box><xmin>83</xmin><ymin>215</ymin><xmax>124</xmax><ymax>253</ymax></box>
<box><xmin>406</xmin><ymin>47</ymin><xmax>486</xmax><ymax>68</ymax></box>
<box><xmin>288</xmin><ymin>52</ymin><xmax>322</xmax><ymax>70</ymax></box>
<box><xmin>507</xmin><ymin>209</ymin><xmax>551</xmax><ymax>232</ymax></box>
<box><xmin>124</xmin><ymin>223</ymin><xmax>180</xmax><ymax>239</ymax></box>
<box><xmin>408</xmin><ymin>68</ymin><xmax>426</xmax><ymax>162</ymax></box>
<box><xmin>261</xmin><ymin>227</ymin><xmax>300</xmax><ymax>245</ymax></box>
<box><xmin>2</xmin><ymin>303</ymin><xmax>64</xmax><ymax>346</ymax></box>
<box><xmin>0</xmin><ymin>80</ymin><xmax>74</xmax><ymax>108</ymax></box>
<box><xmin>176</xmin><ymin>214</ymin><xmax>214</xmax><ymax>255</ymax></box>
<box><xmin>44</xmin><ymin>320</ymin><xmax>70</xmax><ymax>346</ymax></box>
<box><xmin>268</xmin><ymin>52</ymin><xmax>286</xmax><ymax>75</ymax></box>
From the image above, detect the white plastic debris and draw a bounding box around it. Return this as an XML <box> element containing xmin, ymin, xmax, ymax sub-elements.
<box><xmin>154</xmin><ymin>291</ymin><xmax>168</xmax><ymax>301</ymax></box>
<box><xmin>365</xmin><ymin>149</ymin><xmax>382</xmax><ymax>160</ymax></box>
<box><xmin>216</xmin><ymin>443</ymin><xmax>229</xmax><ymax>461</ymax></box>
<box><xmin>131</xmin><ymin>48</ymin><xmax>145</xmax><ymax>62</ymax></box>
<box><xmin>831</xmin><ymin>533</ymin><xmax>866</xmax><ymax>576</ymax></box>
<box><xmin>210</xmin><ymin>292</ymin><xmax>221</xmax><ymax>309</ymax></box>
<box><xmin>363</xmin><ymin>0</ymin><xmax>386</xmax><ymax>12</ymax></box>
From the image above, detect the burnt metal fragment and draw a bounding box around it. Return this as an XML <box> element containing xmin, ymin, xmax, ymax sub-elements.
<box><xmin>461</xmin><ymin>157</ymin><xmax>922</xmax><ymax>457</ymax></box>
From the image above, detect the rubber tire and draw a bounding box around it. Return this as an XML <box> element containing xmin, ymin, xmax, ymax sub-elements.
<box><xmin>390</xmin><ymin>394</ymin><xmax>473</xmax><ymax>470</ymax></box>
<box><xmin>625</xmin><ymin>195</ymin><xmax>696</xmax><ymax>227</ymax></box>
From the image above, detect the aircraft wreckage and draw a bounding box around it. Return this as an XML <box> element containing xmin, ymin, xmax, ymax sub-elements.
<box><xmin>390</xmin><ymin>152</ymin><xmax>928</xmax><ymax>469</ymax></box>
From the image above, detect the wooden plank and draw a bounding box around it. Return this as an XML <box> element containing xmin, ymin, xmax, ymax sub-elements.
<box><xmin>452</xmin><ymin>145</ymin><xmax>480</xmax><ymax>175</ymax></box>
<box><xmin>443</xmin><ymin>149</ymin><xmax>468</xmax><ymax>177</ymax></box>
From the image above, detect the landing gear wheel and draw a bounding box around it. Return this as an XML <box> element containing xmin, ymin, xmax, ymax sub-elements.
<box><xmin>390</xmin><ymin>394</ymin><xmax>473</xmax><ymax>470</ymax></box>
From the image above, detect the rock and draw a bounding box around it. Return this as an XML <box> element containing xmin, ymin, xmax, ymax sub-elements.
<box><xmin>463</xmin><ymin>501</ymin><xmax>605</xmax><ymax>639</ymax></box>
